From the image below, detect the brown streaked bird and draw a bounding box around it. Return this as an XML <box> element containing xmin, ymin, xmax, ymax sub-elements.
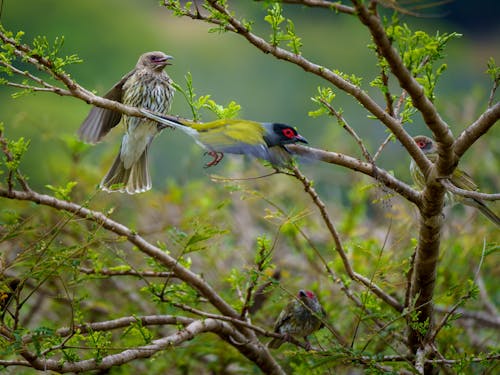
<box><xmin>268</xmin><ymin>290</ymin><xmax>326</xmax><ymax>350</ymax></box>
<box><xmin>410</xmin><ymin>135</ymin><xmax>500</xmax><ymax>226</ymax></box>
<box><xmin>78</xmin><ymin>51</ymin><xmax>175</xmax><ymax>194</ymax></box>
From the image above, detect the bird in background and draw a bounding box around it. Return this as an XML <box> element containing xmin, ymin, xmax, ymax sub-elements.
<box><xmin>268</xmin><ymin>289</ymin><xmax>326</xmax><ymax>350</ymax></box>
<box><xmin>139</xmin><ymin>110</ymin><xmax>308</xmax><ymax>168</ymax></box>
<box><xmin>410</xmin><ymin>135</ymin><xmax>500</xmax><ymax>226</ymax></box>
<box><xmin>78</xmin><ymin>51</ymin><xmax>175</xmax><ymax>194</ymax></box>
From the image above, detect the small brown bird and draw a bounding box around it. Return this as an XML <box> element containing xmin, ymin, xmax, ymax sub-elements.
<box><xmin>268</xmin><ymin>290</ymin><xmax>326</xmax><ymax>350</ymax></box>
<box><xmin>78</xmin><ymin>51</ymin><xmax>175</xmax><ymax>194</ymax></box>
<box><xmin>411</xmin><ymin>135</ymin><xmax>500</xmax><ymax>226</ymax></box>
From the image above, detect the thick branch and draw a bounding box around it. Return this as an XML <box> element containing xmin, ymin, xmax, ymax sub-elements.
<box><xmin>20</xmin><ymin>319</ymin><xmax>259</xmax><ymax>373</ymax></box>
<box><xmin>454</xmin><ymin>102</ymin><xmax>500</xmax><ymax>158</ymax></box>
<box><xmin>21</xmin><ymin>315</ymin><xmax>194</xmax><ymax>344</ymax></box>
<box><xmin>351</xmin><ymin>1</ymin><xmax>453</xmax><ymax>147</ymax></box>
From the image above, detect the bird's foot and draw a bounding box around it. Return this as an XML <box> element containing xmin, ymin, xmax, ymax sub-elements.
<box><xmin>204</xmin><ymin>151</ymin><xmax>224</xmax><ymax>168</ymax></box>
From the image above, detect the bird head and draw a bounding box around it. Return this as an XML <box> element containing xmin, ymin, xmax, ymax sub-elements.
<box><xmin>298</xmin><ymin>290</ymin><xmax>317</xmax><ymax>302</ymax></box>
<box><xmin>264</xmin><ymin>123</ymin><xmax>308</xmax><ymax>147</ymax></box>
<box><xmin>413</xmin><ymin>135</ymin><xmax>436</xmax><ymax>155</ymax></box>
<box><xmin>137</xmin><ymin>51</ymin><xmax>173</xmax><ymax>71</ymax></box>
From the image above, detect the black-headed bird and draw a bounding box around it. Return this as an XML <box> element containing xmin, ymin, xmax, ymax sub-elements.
<box><xmin>140</xmin><ymin>110</ymin><xmax>308</xmax><ymax>167</ymax></box>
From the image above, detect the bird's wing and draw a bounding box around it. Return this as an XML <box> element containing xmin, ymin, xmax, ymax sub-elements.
<box><xmin>450</xmin><ymin>168</ymin><xmax>478</xmax><ymax>191</ymax></box>
<box><xmin>195</xmin><ymin>120</ymin><xmax>273</xmax><ymax>160</ymax></box>
<box><xmin>77</xmin><ymin>70</ymin><xmax>135</xmax><ymax>144</ymax></box>
<box><xmin>273</xmin><ymin>301</ymin><xmax>294</xmax><ymax>332</ymax></box>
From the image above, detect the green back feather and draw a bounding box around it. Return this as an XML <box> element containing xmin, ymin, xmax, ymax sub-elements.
<box><xmin>183</xmin><ymin>119</ymin><xmax>266</xmax><ymax>147</ymax></box>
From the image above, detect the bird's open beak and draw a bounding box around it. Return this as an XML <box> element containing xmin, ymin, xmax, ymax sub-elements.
<box><xmin>295</xmin><ymin>134</ymin><xmax>308</xmax><ymax>144</ymax></box>
<box><xmin>162</xmin><ymin>55</ymin><xmax>174</xmax><ymax>65</ymax></box>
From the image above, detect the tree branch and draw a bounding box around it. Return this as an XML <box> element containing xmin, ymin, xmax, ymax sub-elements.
<box><xmin>288</xmin><ymin>144</ymin><xmax>421</xmax><ymax>205</ymax></box>
<box><xmin>439</xmin><ymin>179</ymin><xmax>500</xmax><ymax>201</ymax></box>
<box><xmin>20</xmin><ymin>318</ymin><xmax>259</xmax><ymax>373</ymax></box>
<box><xmin>454</xmin><ymin>101</ymin><xmax>500</xmax><ymax>159</ymax></box>
<box><xmin>351</xmin><ymin>0</ymin><xmax>453</xmax><ymax>147</ymax></box>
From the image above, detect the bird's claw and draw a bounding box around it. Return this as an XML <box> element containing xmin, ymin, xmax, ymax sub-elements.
<box><xmin>204</xmin><ymin>151</ymin><xmax>224</xmax><ymax>168</ymax></box>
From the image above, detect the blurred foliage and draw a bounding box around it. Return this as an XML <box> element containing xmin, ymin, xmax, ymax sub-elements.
<box><xmin>0</xmin><ymin>0</ymin><xmax>499</xmax><ymax>374</ymax></box>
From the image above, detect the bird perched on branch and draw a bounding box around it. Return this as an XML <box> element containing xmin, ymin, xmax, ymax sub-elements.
<box><xmin>78</xmin><ymin>51</ymin><xmax>175</xmax><ymax>194</ymax></box>
<box><xmin>268</xmin><ymin>290</ymin><xmax>326</xmax><ymax>350</ymax></box>
<box><xmin>410</xmin><ymin>135</ymin><xmax>500</xmax><ymax>226</ymax></box>
<box><xmin>140</xmin><ymin>110</ymin><xmax>308</xmax><ymax>167</ymax></box>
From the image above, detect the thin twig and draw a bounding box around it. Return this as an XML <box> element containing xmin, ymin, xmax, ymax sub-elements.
<box><xmin>290</xmin><ymin>166</ymin><xmax>403</xmax><ymax>312</ymax></box>
<box><xmin>439</xmin><ymin>178</ymin><xmax>500</xmax><ymax>201</ymax></box>
<box><xmin>318</xmin><ymin>97</ymin><xmax>373</xmax><ymax>163</ymax></box>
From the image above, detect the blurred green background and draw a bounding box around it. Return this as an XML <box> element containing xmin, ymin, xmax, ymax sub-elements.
<box><xmin>0</xmin><ymin>0</ymin><xmax>499</xmax><ymax>198</ymax></box>
<box><xmin>0</xmin><ymin>3</ymin><xmax>499</xmax><ymax>372</ymax></box>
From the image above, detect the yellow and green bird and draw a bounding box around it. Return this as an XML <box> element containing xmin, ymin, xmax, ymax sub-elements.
<box><xmin>140</xmin><ymin>110</ymin><xmax>308</xmax><ymax>167</ymax></box>
<box><xmin>410</xmin><ymin>135</ymin><xmax>500</xmax><ymax>226</ymax></box>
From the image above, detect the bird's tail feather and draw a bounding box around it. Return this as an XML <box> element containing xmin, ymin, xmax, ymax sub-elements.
<box><xmin>468</xmin><ymin>198</ymin><xmax>500</xmax><ymax>227</ymax></box>
<box><xmin>140</xmin><ymin>109</ymin><xmax>198</xmax><ymax>137</ymax></box>
<box><xmin>100</xmin><ymin>144</ymin><xmax>151</xmax><ymax>194</ymax></box>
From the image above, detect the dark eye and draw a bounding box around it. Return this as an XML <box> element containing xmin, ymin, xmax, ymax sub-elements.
<box><xmin>282</xmin><ymin>128</ymin><xmax>296</xmax><ymax>139</ymax></box>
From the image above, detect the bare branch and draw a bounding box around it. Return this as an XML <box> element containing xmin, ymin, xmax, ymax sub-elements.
<box><xmin>439</xmin><ymin>178</ymin><xmax>500</xmax><ymax>201</ymax></box>
<box><xmin>433</xmin><ymin>305</ymin><xmax>500</xmax><ymax>329</ymax></box>
<box><xmin>454</xmin><ymin>101</ymin><xmax>500</xmax><ymax>158</ymax></box>
<box><xmin>477</xmin><ymin>274</ymin><xmax>499</xmax><ymax>317</ymax></box>
<box><xmin>288</xmin><ymin>144</ymin><xmax>421</xmax><ymax>205</ymax></box>
<box><xmin>20</xmin><ymin>315</ymin><xmax>194</xmax><ymax>344</ymax></box>
<box><xmin>20</xmin><ymin>319</ymin><xmax>256</xmax><ymax>373</ymax></box>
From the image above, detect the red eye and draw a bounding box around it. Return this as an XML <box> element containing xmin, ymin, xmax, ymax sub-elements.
<box><xmin>418</xmin><ymin>141</ymin><xmax>425</xmax><ymax>149</ymax></box>
<box><xmin>282</xmin><ymin>128</ymin><xmax>296</xmax><ymax>139</ymax></box>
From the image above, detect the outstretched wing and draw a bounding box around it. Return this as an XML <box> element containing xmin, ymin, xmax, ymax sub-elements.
<box><xmin>194</xmin><ymin>119</ymin><xmax>273</xmax><ymax>160</ymax></box>
<box><xmin>77</xmin><ymin>70</ymin><xmax>135</xmax><ymax>144</ymax></box>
